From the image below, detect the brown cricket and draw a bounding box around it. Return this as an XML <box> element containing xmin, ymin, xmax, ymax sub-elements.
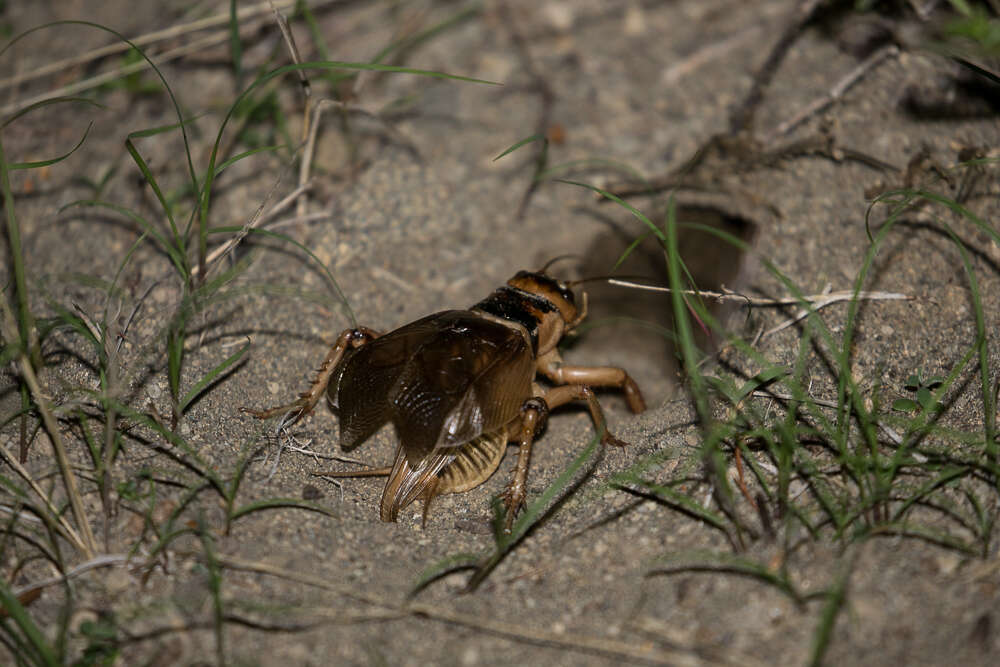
<box><xmin>247</xmin><ymin>269</ymin><xmax>646</xmax><ymax>530</ymax></box>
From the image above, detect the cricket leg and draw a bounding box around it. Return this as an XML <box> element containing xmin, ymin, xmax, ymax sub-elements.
<box><xmin>311</xmin><ymin>467</ymin><xmax>393</xmax><ymax>479</ymax></box>
<box><xmin>502</xmin><ymin>382</ymin><xmax>633</xmax><ymax>531</ymax></box>
<box><xmin>242</xmin><ymin>327</ymin><xmax>379</xmax><ymax>425</ymax></box>
<box><xmin>502</xmin><ymin>397</ymin><xmax>549</xmax><ymax>533</ymax></box>
<box><xmin>536</xmin><ymin>349</ymin><xmax>647</xmax><ymax>414</ymax></box>
<box><xmin>541</xmin><ymin>383</ymin><xmax>631</xmax><ymax>448</ymax></box>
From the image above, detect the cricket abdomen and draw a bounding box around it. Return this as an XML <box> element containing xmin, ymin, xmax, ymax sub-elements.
<box><xmin>437</xmin><ymin>429</ymin><xmax>508</xmax><ymax>494</ymax></box>
<box><xmin>379</xmin><ymin>429</ymin><xmax>509</xmax><ymax>522</ymax></box>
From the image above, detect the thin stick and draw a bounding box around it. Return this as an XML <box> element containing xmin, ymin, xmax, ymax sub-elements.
<box><xmin>609</xmin><ymin>279</ymin><xmax>911</xmax><ymax>340</ymax></box>
<box><xmin>661</xmin><ymin>27</ymin><xmax>763</xmax><ymax>86</ymax></box>
<box><xmin>295</xmin><ymin>98</ymin><xmax>421</xmax><ymax>221</ymax></box>
<box><xmin>660</xmin><ymin>2</ymin><xmax>795</xmax><ymax>86</ymax></box>
<box><xmin>0</xmin><ymin>0</ymin><xmax>301</xmax><ymax>93</ymax></box>
<box><xmin>750</xmin><ymin>390</ymin><xmax>907</xmax><ymax>446</ymax></box>
<box><xmin>0</xmin><ymin>443</ymin><xmax>89</xmax><ymax>554</ymax></box>
<box><xmin>269</xmin><ymin>0</ymin><xmax>311</xmax><ymax>104</ymax></box>
<box><xmin>216</xmin><ymin>554</ymin><xmax>714</xmax><ymax>666</ymax></box>
<box><xmin>298</xmin><ymin>99</ymin><xmax>331</xmax><ymax>219</ymax></box>
<box><xmin>1</xmin><ymin>31</ymin><xmax>231</xmax><ymax>118</ymax></box>
<box><xmin>262</xmin><ymin>211</ymin><xmax>331</xmax><ymax>229</ymax></box>
<box><xmin>759</xmin><ymin>286</ymin><xmax>911</xmax><ymax>337</ymax></box>
<box><xmin>13</xmin><ymin>554</ymin><xmax>128</xmax><ymax>598</ymax></box>
<box><xmin>192</xmin><ymin>180</ymin><xmax>313</xmax><ymax>278</ymax></box>
<box><xmin>0</xmin><ymin>298</ymin><xmax>97</xmax><ymax>558</ymax></box>
<box><xmin>764</xmin><ymin>45</ymin><xmax>900</xmax><ymax>143</ymax></box>
<box><xmin>728</xmin><ymin>0</ymin><xmax>825</xmax><ymax>134</ymax></box>
<box><xmin>268</xmin><ymin>0</ymin><xmax>313</xmax><ymax>219</ymax></box>
<box><xmin>751</xmin><ymin>389</ymin><xmax>840</xmax><ymax>410</ymax></box>
<box><xmin>370</xmin><ymin>266</ymin><xmax>417</xmax><ymax>293</ymax></box>
<box><xmin>608</xmin><ymin>279</ymin><xmax>911</xmax><ymax>307</ymax></box>
<box><xmin>495</xmin><ymin>0</ymin><xmax>555</xmax><ymax>220</ymax></box>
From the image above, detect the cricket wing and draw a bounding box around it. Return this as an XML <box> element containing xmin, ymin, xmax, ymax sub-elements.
<box><xmin>386</xmin><ymin>312</ymin><xmax>533</xmax><ymax>466</ymax></box>
<box><xmin>379</xmin><ymin>429</ymin><xmax>509</xmax><ymax>522</ymax></box>
<box><xmin>379</xmin><ymin>444</ymin><xmax>454</xmax><ymax>522</ymax></box>
<box><xmin>336</xmin><ymin>312</ymin><xmax>458</xmax><ymax>450</ymax></box>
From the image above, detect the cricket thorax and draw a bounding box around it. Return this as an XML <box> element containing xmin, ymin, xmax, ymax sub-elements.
<box><xmin>471</xmin><ymin>285</ymin><xmax>557</xmax><ymax>354</ymax></box>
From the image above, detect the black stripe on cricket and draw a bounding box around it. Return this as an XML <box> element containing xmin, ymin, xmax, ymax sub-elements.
<box><xmin>244</xmin><ymin>268</ymin><xmax>646</xmax><ymax>533</ymax></box>
<box><xmin>471</xmin><ymin>284</ymin><xmax>555</xmax><ymax>352</ymax></box>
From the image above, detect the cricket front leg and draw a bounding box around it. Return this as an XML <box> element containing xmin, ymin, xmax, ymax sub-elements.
<box><xmin>536</xmin><ymin>349</ymin><xmax>646</xmax><ymax>414</ymax></box>
<box><xmin>242</xmin><ymin>326</ymin><xmax>379</xmax><ymax>426</ymax></box>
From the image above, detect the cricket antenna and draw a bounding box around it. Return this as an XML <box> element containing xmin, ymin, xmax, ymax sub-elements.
<box><xmin>539</xmin><ymin>254</ymin><xmax>582</xmax><ymax>274</ymax></box>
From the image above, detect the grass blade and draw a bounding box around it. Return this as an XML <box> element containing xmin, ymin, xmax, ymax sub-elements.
<box><xmin>1</xmin><ymin>96</ymin><xmax>104</xmax><ymax>128</ymax></box>
<box><xmin>613</xmin><ymin>473</ymin><xmax>732</xmax><ymax>537</ymax></box>
<box><xmin>179</xmin><ymin>340</ymin><xmax>250</xmax><ymax>413</ymax></box>
<box><xmin>229</xmin><ymin>498</ymin><xmax>337</xmax><ymax>524</ymax></box>
<box><xmin>410</xmin><ymin>553</ymin><xmax>480</xmax><ymax>597</ymax></box>
<box><xmin>8</xmin><ymin>122</ymin><xmax>92</xmax><ymax>170</ymax></box>
<box><xmin>647</xmin><ymin>550</ymin><xmax>807</xmax><ymax>604</ymax></box>
<box><xmin>493</xmin><ymin>134</ymin><xmax>544</xmax><ymax>161</ymax></box>
<box><xmin>466</xmin><ymin>434</ymin><xmax>601</xmax><ymax>590</ymax></box>
<box><xmin>0</xmin><ymin>577</ymin><xmax>58</xmax><ymax>666</ymax></box>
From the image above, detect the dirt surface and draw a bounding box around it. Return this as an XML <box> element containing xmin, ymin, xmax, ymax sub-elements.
<box><xmin>2</xmin><ymin>1</ymin><xmax>1000</xmax><ymax>665</ymax></box>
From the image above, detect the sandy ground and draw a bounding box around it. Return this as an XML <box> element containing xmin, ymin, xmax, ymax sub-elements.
<box><xmin>2</xmin><ymin>1</ymin><xmax>1000</xmax><ymax>665</ymax></box>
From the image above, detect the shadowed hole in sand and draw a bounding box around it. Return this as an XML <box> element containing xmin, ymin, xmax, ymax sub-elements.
<box><xmin>576</xmin><ymin>197</ymin><xmax>761</xmax><ymax>398</ymax></box>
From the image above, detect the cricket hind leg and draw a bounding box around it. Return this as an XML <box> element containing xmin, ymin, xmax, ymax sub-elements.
<box><xmin>541</xmin><ymin>383</ymin><xmax>631</xmax><ymax>448</ymax></box>
<box><xmin>242</xmin><ymin>327</ymin><xmax>379</xmax><ymax>426</ymax></box>
<box><xmin>501</xmin><ymin>397</ymin><xmax>549</xmax><ymax>533</ymax></box>
<box><xmin>501</xmin><ymin>384</ymin><xmax>631</xmax><ymax>532</ymax></box>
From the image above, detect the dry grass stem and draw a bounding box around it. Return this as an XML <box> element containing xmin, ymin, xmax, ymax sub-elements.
<box><xmin>608</xmin><ymin>279</ymin><xmax>910</xmax><ymax>307</ymax></box>
<box><xmin>729</xmin><ymin>0</ymin><xmax>825</xmax><ymax>134</ymax></box>
<box><xmin>267</xmin><ymin>0</ymin><xmax>314</xmax><ymax>221</ymax></box>
<box><xmin>0</xmin><ymin>0</ymin><xmax>302</xmax><ymax>93</ymax></box>
<box><xmin>2</xmin><ymin>30</ymin><xmax>232</xmax><ymax>117</ymax></box>
<box><xmin>765</xmin><ymin>45</ymin><xmax>900</xmax><ymax>143</ymax></box>
<box><xmin>0</xmin><ymin>298</ymin><xmax>97</xmax><ymax>557</ymax></box>
<box><xmin>750</xmin><ymin>389</ymin><xmax>907</xmax><ymax>446</ymax></box>
<box><xmin>660</xmin><ymin>1</ymin><xmax>790</xmax><ymax>86</ymax></box>
<box><xmin>0</xmin><ymin>442</ymin><xmax>89</xmax><ymax>554</ymax></box>
<box><xmin>296</xmin><ymin>99</ymin><xmax>422</xmax><ymax>218</ymax></box>
<box><xmin>661</xmin><ymin>26</ymin><xmax>764</xmax><ymax>86</ymax></box>
<box><xmin>193</xmin><ymin>180</ymin><xmax>313</xmax><ymax>278</ymax></box>
<box><xmin>13</xmin><ymin>554</ymin><xmax>129</xmax><ymax>599</ymax></box>
<box><xmin>216</xmin><ymin>554</ymin><xmax>716</xmax><ymax>666</ymax></box>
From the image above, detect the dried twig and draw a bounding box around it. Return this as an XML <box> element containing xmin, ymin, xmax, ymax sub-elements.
<box><xmin>192</xmin><ymin>180</ymin><xmax>313</xmax><ymax>278</ymax></box>
<box><xmin>0</xmin><ymin>298</ymin><xmax>97</xmax><ymax>557</ymax></box>
<box><xmin>13</xmin><ymin>554</ymin><xmax>129</xmax><ymax>599</ymax></box>
<box><xmin>267</xmin><ymin>0</ymin><xmax>314</xmax><ymax>219</ymax></box>
<box><xmin>661</xmin><ymin>26</ymin><xmax>764</xmax><ymax>86</ymax></box>
<box><xmin>216</xmin><ymin>554</ymin><xmax>714</xmax><ymax>666</ymax></box>
<box><xmin>608</xmin><ymin>279</ymin><xmax>912</xmax><ymax>339</ymax></box>
<box><xmin>660</xmin><ymin>2</ymin><xmax>790</xmax><ymax>86</ymax></box>
<box><xmin>269</xmin><ymin>0</ymin><xmax>311</xmax><ymax>105</ymax></box>
<box><xmin>495</xmin><ymin>1</ymin><xmax>555</xmax><ymax>220</ymax></box>
<box><xmin>0</xmin><ymin>1</ymin><xmax>300</xmax><ymax>92</ymax></box>
<box><xmin>297</xmin><ymin>97</ymin><xmax>421</xmax><ymax>222</ymax></box>
<box><xmin>764</xmin><ymin>45</ymin><xmax>900</xmax><ymax>143</ymax></box>
<box><xmin>758</xmin><ymin>287</ymin><xmax>911</xmax><ymax>337</ymax></box>
<box><xmin>750</xmin><ymin>390</ymin><xmax>907</xmax><ymax>447</ymax></box>
<box><xmin>1</xmin><ymin>31</ymin><xmax>231</xmax><ymax>118</ymax></box>
<box><xmin>0</xmin><ymin>444</ymin><xmax>89</xmax><ymax>555</ymax></box>
<box><xmin>729</xmin><ymin>0</ymin><xmax>825</xmax><ymax>134</ymax></box>
<box><xmin>608</xmin><ymin>279</ymin><xmax>910</xmax><ymax>306</ymax></box>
